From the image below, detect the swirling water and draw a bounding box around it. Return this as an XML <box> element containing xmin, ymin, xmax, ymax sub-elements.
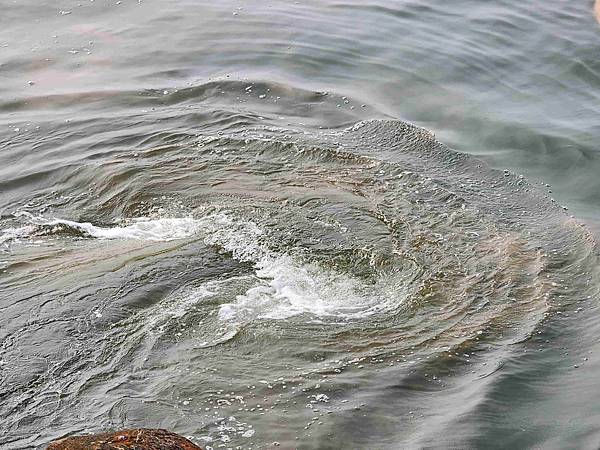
<box><xmin>2</xmin><ymin>1</ymin><xmax>600</xmax><ymax>449</ymax></box>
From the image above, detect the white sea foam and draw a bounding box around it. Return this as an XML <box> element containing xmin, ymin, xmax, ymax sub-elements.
<box><xmin>1</xmin><ymin>212</ymin><xmax>203</xmax><ymax>243</ymax></box>
<box><xmin>74</xmin><ymin>217</ymin><xmax>201</xmax><ymax>241</ymax></box>
<box><xmin>0</xmin><ymin>225</ymin><xmax>34</xmax><ymax>245</ymax></box>
<box><xmin>198</xmin><ymin>214</ymin><xmax>407</xmax><ymax>322</ymax></box>
<box><xmin>4</xmin><ymin>211</ymin><xmax>407</xmax><ymax>322</ymax></box>
<box><xmin>217</xmin><ymin>254</ymin><xmax>406</xmax><ymax>322</ymax></box>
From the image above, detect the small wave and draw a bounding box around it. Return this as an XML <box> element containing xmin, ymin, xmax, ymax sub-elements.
<box><xmin>154</xmin><ymin>213</ymin><xmax>413</xmax><ymax>323</ymax></box>
<box><xmin>218</xmin><ymin>254</ymin><xmax>408</xmax><ymax>323</ymax></box>
<box><xmin>93</xmin><ymin>212</ymin><xmax>414</xmax><ymax>336</ymax></box>
<box><xmin>1</xmin><ymin>213</ymin><xmax>202</xmax><ymax>244</ymax></box>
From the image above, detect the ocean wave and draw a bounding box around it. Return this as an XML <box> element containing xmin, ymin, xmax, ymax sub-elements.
<box><xmin>1</xmin><ymin>212</ymin><xmax>202</xmax><ymax>244</ymax></box>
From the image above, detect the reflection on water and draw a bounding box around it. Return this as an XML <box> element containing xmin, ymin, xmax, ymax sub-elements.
<box><xmin>2</xmin><ymin>1</ymin><xmax>600</xmax><ymax>449</ymax></box>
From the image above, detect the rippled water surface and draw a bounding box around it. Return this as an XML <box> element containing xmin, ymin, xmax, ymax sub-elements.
<box><xmin>3</xmin><ymin>1</ymin><xmax>600</xmax><ymax>449</ymax></box>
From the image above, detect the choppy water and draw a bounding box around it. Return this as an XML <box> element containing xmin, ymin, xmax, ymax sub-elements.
<box><xmin>2</xmin><ymin>1</ymin><xmax>600</xmax><ymax>449</ymax></box>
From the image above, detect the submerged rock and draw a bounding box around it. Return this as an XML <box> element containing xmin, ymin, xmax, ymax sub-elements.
<box><xmin>47</xmin><ymin>429</ymin><xmax>203</xmax><ymax>450</ymax></box>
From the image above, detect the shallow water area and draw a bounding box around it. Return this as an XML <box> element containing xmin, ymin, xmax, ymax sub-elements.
<box><xmin>2</xmin><ymin>1</ymin><xmax>600</xmax><ymax>449</ymax></box>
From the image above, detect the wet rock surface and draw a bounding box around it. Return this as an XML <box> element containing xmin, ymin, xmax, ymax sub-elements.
<box><xmin>47</xmin><ymin>428</ymin><xmax>203</xmax><ymax>450</ymax></box>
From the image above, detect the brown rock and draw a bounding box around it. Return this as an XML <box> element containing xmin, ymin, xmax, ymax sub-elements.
<box><xmin>47</xmin><ymin>428</ymin><xmax>203</xmax><ymax>450</ymax></box>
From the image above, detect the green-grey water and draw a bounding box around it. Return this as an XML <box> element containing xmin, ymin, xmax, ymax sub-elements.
<box><xmin>2</xmin><ymin>1</ymin><xmax>600</xmax><ymax>449</ymax></box>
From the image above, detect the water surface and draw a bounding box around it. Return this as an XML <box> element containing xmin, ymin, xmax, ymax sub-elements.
<box><xmin>2</xmin><ymin>1</ymin><xmax>600</xmax><ymax>449</ymax></box>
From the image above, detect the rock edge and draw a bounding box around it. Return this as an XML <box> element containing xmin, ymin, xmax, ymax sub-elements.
<box><xmin>47</xmin><ymin>428</ymin><xmax>203</xmax><ymax>450</ymax></box>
